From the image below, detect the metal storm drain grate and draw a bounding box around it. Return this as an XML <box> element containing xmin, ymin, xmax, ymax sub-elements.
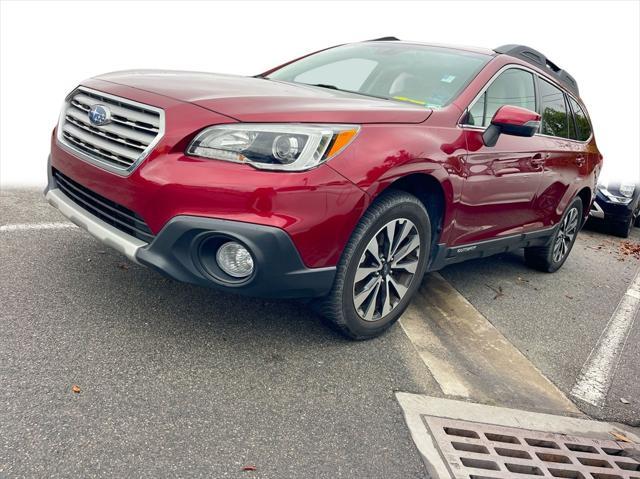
<box><xmin>423</xmin><ymin>416</ymin><xmax>640</xmax><ymax>479</ymax></box>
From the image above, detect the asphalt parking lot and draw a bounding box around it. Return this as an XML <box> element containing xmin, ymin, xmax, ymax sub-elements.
<box><xmin>2</xmin><ymin>188</ymin><xmax>639</xmax><ymax>478</ymax></box>
<box><xmin>442</xmin><ymin>223</ymin><xmax>640</xmax><ymax>425</ymax></box>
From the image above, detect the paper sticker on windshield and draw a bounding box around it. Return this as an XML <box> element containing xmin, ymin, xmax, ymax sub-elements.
<box><xmin>440</xmin><ymin>75</ymin><xmax>456</xmax><ymax>83</ymax></box>
<box><xmin>393</xmin><ymin>96</ymin><xmax>426</xmax><ymax>105</ymax></box>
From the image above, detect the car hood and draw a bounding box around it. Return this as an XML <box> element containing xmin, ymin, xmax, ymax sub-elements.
<box><xmin>93</xmin><ymin>70</ymin><xmax>432</xmax><ymax>124</ymax></box>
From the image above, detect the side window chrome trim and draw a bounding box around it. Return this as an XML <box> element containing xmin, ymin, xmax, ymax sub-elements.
<box><xmin>458</xmin><ymin>64</ymin><xmax>538</xmax><ymax>126</ymax></box>
<box><xmin>457</xmin><ymin>63</ymin><xmax>593</xmax><ymax>143</ymax></box>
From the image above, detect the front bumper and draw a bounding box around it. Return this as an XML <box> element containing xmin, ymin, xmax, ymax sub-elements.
<box><xmin>46</xmin><ymin>183</ymin><xmax>336</xmax><ymax>298</ymax></box>
<box><xmin>46</xmin><ymin>188</ymin><xmax>145</xmax><ymax>263</ymax></box>
<box><xmin>589</xmin><ymin>190</ymin><xmax>636</xmax><ymax>224</ymax></box>
<box><xmin>47</xmin><ymin>80</ymin><xmax>370</xmax><ymax>295</ymax></box>
<box><xmin>49</xmin><ymin>83</ymin><xmax>368</xmax><ymax>269</ymax></box>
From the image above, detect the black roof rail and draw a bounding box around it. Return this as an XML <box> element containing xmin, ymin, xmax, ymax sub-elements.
<box><xmin>366</xmin><ymin>36</ymin><xmax>400</xmax><ymax>42</ymax></box>
<box><xmin>494</xmin><ymin>44</ymin><xmax>579</xmax><ymax>96</ymax></box>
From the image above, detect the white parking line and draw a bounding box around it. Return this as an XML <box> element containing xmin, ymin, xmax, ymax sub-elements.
<box><xmin>571</xmin><ymin>268</ymin><xmax>640</xmax><ymax>407</ymax></box>
<box><xmin>0</xmin><ymin>223</ymin><xmax>76</xmax><ymax>232</ymax></box>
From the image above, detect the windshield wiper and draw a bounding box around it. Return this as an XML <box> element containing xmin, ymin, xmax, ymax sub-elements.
<box><xmin>303</xmin><ymin>83</ymin><xmax>340</xmax><ymax>90</ymax></box>
<box><xmin>301</xmin><ymin>82</ymin><xmax>392</xmax><ymax>100</ymax></box>
<box><xmin>268</xmin><ymin>79</ymin><xmax>391</xmax><ymax>101</ymax></box>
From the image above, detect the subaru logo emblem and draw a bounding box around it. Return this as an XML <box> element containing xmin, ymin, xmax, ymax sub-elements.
<box><xmin>88</xmin><ymin>104</ymin><xmax>111</xmax><ymax>126</ymax></box>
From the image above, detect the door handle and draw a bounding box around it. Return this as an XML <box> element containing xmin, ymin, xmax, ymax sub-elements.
<box><xmin>530</xmin><ymin>153</ymin><xmax>545</xmax><ymax>168</ymax></box>
<box><xmin>575</xmin><ymin>156</ymin><xmax>586</xmax><ymax>167</ymax></box>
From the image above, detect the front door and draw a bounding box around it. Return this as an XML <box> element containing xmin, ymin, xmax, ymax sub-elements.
<box><xmin>454</xmin><ymin>67</ymin><xmax>544</xmax><ymax>245</ymax></box>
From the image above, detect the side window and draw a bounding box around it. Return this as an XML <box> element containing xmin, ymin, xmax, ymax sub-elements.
<box><xmin>568</xmin><ymin>97</ymin><xmax>592</xmax><ymax>141</ymax></box>
<box><xmin>467</xmin><ymin>92</ymin><xmax>486</xmax><ymax>126</ymax></box>
<box><xmin>293</xmin><ymin>58</ymin><xmax>377</xmax><ymax>92</ymax></box>
<box><xmin>539</xmin><ymin>79</ymin><xmax>569</xmax><ymax>138</ymax></box>
<box><xmin>465</xmin><ymin>69</ymin><xmax>536</xmax><ymax>127</ymax></box>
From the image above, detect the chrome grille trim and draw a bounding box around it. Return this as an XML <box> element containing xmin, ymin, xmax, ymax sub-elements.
<box><xmin>56</xmin><ymin>86</ymin><xmax>165</xmax><ymax>176</ymax></box>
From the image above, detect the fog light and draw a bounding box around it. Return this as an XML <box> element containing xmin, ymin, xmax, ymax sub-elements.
<box><xmin>216</xmin><ymin>242</ymin><xmax>254</xmax><ymax>278</ymax></box>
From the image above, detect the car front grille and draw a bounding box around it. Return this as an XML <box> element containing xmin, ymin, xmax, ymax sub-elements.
<box><xmin>53</xmin><ymin>169</ymin><xmax>155</xmax><ymax>243</ymax></box>
<box><xmin>58</xmin><ymin>87</ymin><xmax>164</xmax><ymax>174</ymax></box>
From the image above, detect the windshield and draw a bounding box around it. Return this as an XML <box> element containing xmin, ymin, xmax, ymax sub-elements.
<box><xmin>266</xmin><ymin>42</ymin><xmax>490</xmax><ymax>109</ymax></box>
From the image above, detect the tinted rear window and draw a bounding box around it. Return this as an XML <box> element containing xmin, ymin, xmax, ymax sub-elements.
<box><xmin>568</xmin><ymin>97</ymin><xmax>592</xmax><ymax>141</ymax></box>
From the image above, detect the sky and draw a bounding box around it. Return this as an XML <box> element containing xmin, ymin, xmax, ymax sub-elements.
<box><xmin>1</xmin><ymin>0</ymin><xmax>638</xmax><ymax>187</ymax></box>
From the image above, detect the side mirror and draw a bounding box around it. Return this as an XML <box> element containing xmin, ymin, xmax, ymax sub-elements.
<box><xmin>482</xmin><ymin>105</ymin><xmax>541</xmax><ymax>147</ymax></box>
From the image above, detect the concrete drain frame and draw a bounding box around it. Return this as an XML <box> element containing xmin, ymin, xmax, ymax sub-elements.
<box><xmin>396</xmin><ymin>393</ymin><xmax>640</xmax><ymax>479</ymax></box>
<box><xmin>426</xmin><ymin>416</ymin><xmax>639</xmax><ymax>478</ymax></box>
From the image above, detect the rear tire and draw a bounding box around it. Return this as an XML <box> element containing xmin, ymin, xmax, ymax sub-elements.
<box><xmin>315</xmin><ymin>190</ymin><xmax>431</xmax><ymax>340</ymax></box>
<box><xmin>524</xmin><ymin>198</ymin><xmax>582</xmax><ymax>273</ymax></box>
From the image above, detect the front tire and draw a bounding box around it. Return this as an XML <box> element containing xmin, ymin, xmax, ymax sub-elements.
<box><xmin>524</xmin><ymin>198</ymin><xmax>583</xmax><ymax>273</ymax></box>
<box><xmin>316</xmin><ymin>190</ymin><xmax>431</xmax><ymax>340</ymax></box>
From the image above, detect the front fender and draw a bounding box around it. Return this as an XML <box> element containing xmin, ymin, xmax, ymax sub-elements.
<box><xmin>328</xmin><ymin>122</ymin><xmax>465</xmax><ymax>242</ymax></box>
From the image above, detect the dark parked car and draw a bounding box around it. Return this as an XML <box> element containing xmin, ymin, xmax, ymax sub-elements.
<box><xmin>46</xmin><ymin>39</ymin><xmax>602</xmax><ymax>339</ymax></box>
<box><xmin>589</xmin><ymin>180</ymin><xmax>640</xmax><ymax>237</ymax></box>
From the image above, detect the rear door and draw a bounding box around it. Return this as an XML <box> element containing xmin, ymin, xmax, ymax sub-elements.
<box><xmin>456</xmin><ymin>67</ymin><xmax>545</xmax><ymax>245</ymax></box>
<box><xmin>531</xmin><ymin>78</ymin><xmax>583</xmax><ymax>228</ymax></box>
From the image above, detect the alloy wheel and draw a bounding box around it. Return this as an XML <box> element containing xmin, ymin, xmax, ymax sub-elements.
<box><xmin>352</xmin><ymin>218</ymin><xmax>421</xmax><ymax>321</ymax></box>
<box><xmin>553</xmin><ymin>207</ymin><xmax>579</xmax><ymax>263</ymax></box>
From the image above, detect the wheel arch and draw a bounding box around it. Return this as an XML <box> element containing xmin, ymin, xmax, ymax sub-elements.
<box><xmin>576</xmin><ymin>186</ymin><xmax>592</xmax><ymax>223</ymax></box>
<box><xmin>381</xmin><ymin>173</ymin><xmax>446</xmax><ymax>255</ymax></box>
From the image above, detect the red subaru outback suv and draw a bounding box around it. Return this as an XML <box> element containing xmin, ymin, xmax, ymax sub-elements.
<box><xmin>47</xmin><ymin>39</ymin><xmax>601</xmax><ymax>339</ymax></box>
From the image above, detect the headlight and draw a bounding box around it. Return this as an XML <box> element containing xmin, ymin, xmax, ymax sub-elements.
<box><xmin>186</xmin><ymin>124</ymin><xmax>359</xmax><ymax>171</ymax></box>
<box><xmin>598</xmin><ymin>184</ymin><xmax>633</xmax><ymax>205</ymax></box>
<box><xmin>619</xmin><ymin>183</ymin><xmax>636</xmax><ymax>198</ymax></box>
